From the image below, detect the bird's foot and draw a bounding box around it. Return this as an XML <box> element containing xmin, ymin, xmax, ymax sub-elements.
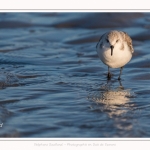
<box><xmin>118</xmin><ymin>77</ymin><xmax>121</xmax><ymax>80</ymax></box>
<box><xmin>119</xmin><ymin>86</ymin><xmax>124</xmax><ymax>90</ymax></box>
<box><xmin>107</xmin><ymin>72</ymin><xmax>111</xmax><ymax>80</ymax></box>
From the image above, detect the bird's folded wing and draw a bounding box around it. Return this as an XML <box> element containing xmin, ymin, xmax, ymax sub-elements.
<box><xmin>122</xmin><ymin>31</ymin><xmax>134</xmax><ymax>53</ymax></box>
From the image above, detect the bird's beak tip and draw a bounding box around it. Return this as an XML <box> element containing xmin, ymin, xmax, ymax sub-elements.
<box><xmin>110</xmin><ymin>45</ymin><xmax>114</xmax><ymax>56</ymax></box>
<box><xmin>111</xmin><ymin>49</ymin><xmax>113</xmax><ymax>56</ymax></box>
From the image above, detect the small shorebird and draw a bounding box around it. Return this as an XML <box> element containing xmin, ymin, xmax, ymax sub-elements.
<box><xmin>96</xmin><ymin>30</ymin><xmax>134</xmax><ymax>80</ymax></box>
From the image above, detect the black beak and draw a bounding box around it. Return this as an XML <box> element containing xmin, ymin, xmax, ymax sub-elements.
<box><xmin>110</xmin><ymin>45</ymin><xmax>114</xmax><ymax>56</ymax></box>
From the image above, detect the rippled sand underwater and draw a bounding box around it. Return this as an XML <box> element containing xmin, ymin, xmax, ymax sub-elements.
<box><xmin>0</xmin><ymin>13</ymin><xmax>150</xmax><ymax>137</ymax></box>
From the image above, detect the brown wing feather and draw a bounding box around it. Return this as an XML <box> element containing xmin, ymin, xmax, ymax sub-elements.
<box><xmin>122</xmin><ymin>31</ymin><xmax>134</xmax><ymax>53</ymax></box>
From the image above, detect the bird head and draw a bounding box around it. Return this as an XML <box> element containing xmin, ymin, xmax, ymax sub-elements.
<box><xmin>106</xmin><ymin>31</ymin><xmax>120</xmax><ymax>56</ymax></box>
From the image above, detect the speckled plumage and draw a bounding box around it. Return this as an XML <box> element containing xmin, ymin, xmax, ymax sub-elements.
<box><xmin>96</xmin><ymin>30</ymin><xmax>134</xmax><ymax>80</ymax></box>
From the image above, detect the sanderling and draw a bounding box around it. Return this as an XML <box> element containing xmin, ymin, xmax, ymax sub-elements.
<box><xmin>96</xmin><ymin>30</ymin><xmax>134</xmax><ymax>80</ymax></box>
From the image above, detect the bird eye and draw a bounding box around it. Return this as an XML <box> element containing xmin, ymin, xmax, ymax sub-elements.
<box><xmin>116</xmin><ymin>40</ymin><xmax>119</xmax><ymax>42</ymax></box>
<box><xmin>106</xmin><ymin>39</ymin><xmax>109</xmax><ymax>43</ymax></box>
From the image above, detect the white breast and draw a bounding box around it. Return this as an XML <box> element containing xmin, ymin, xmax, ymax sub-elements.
<box><xmin>97</xmin><ymin>43</ymin><xmax>132</xmax><ymax>68</ymax></box>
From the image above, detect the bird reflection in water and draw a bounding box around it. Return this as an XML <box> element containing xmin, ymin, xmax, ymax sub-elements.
<box><xmin>89</xmin><ymin>80</ymin><xmax>134</xmax><ymax>106</ymax></box>
<box><xmin>97</xmin><ymin>80</ymin><xmax>130</xmax><ymax>106</ymax></box>
<box><xmin>88</xmin><ymin>80</ymin><xmax>136</xmax><ymax>132</ymax></box>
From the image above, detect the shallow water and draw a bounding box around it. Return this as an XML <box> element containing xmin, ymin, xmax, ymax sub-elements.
<box><xmin>0</xmin><ymin>12</ymin><xmax>150</xmax><ymax>137</ymax></box>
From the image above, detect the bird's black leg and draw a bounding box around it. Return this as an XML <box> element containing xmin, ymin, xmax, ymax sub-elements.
<box><xmin>118</xmin><ymin>79</ymin><xmax>124</xmax><ymax>90</ymax></box>
<box><xmin>107</xmin><ymin>67</ymin><xmax>111</xmax><ymax>79</ymax></box>
<box><xmin>118</xmin><ymin>67</ymin><xmax>123</xmax><ymax>80</ymax></box>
